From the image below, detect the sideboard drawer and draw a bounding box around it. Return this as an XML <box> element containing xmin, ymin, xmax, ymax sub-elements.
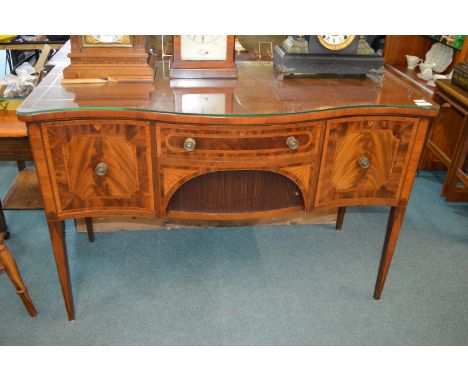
<box><xmin>159</xmin><ymin>122</ymin><xmax>322</xmax><ymax>162</ymax></box>
<box><xmin>42</xmin><ymin>119</ymin><xmax>154</xmax><ymax>215</ymax></box>
<box><xmin>315</xmin><ymin>116</ymin><xmax>419</xmax><ymax>207</ymax></box>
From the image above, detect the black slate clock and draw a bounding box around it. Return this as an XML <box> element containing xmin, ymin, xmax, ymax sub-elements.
<box><xmin>273</xmin><ymin>35</ymin><xmax>384</xmax><ymax>79</ymax></box>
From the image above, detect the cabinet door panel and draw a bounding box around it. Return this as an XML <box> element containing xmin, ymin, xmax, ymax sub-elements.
<box><xmin>42</xmin><ymin>120</ymin><xmax>154</xmax><ymax>216</ymax></box>
<box><xmin>316</xmin><ymin>116</ymin><xmax>418</xmax><ymax>207</ymax></box>
<box><xmin>64</xmin><ymin>135</ymin><xmax>138</xmax><ymax>199</ymax></box>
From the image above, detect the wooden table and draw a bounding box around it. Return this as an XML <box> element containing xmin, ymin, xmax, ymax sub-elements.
<box><xmin>0</xmin><ymin>43</ymin><xmax>64</xmax><ymax>50</ymax></box>
<box><xmin>0</xmin><ymin>110</ymin><xmax>33</xmax><ymax>238</ymax></box>
<box><xmin>423</xmin><ymin>79</ymin><xmax>468</xmax><ymax>201</ymax></box>
<box><xmin>0</xmin><ymin>41</ymin><xmax>65</xmax><ymax>72</ymax></box>
<box><xmin>0</xmin><ymin>110</ymin><xmax>30</xmax><ymax>162</ymax></box>
<box><xmin>0</xmin><ymin>43</ymin><xmax>70</xmax><ymax>236</ymax></box>
<box><xmin>17</xmin><ymin>51</ymin><xmax>439</xmax><ymax>320</ymax></box>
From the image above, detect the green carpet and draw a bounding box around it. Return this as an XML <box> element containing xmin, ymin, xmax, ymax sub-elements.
<box><xmin>0</xmin><ymin>161</ymin><xmax>467</xmax><ymax>345</ymax></box>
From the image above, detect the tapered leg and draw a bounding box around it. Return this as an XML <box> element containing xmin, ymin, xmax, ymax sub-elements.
<box><xmin>335</xmin><ymin>207</ymin><xmax>346</xmax><ymax>230</ymax></box>
<box><xmin>16</xmin><ymin>160</ymin><xmax>26</xmax><ymax>171</ymax></box>
<box><xmin>373</xmin><ymin>206</ymin><xmax>407</xmax><ymax>299</ymax></box>
<box><xmin>441</xmin><ymin>117</ymin><xmax>468</xmax><ymax>201</ymax></box>
<box><xmin>85</xmin><ymin>217</ymin><xmax>95</xmax><ymax>242</ymax></box>
<box><xmin>0</xmin><ymin>236</ymin><xmax>37</xmax><ymax>316</ymax></box>
<box><xmin>0</xmin><ymin>199</ymin><xmax>9</xmax><ymax>240</ymax></box>
<box><xmin>47</xmin><ymin>220</ymin><xmax>75</xmax><ymax>320</ymax></box>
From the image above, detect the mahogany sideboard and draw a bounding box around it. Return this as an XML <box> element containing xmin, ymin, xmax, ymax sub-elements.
<box><xmin>17</xmin><ymin>55</ymin><xmax>439</xmax><ymax>320</ymax></box>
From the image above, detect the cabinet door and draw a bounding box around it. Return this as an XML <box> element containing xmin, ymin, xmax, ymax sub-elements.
<box><xmin>42</xmin><ymin>119</ymin><xmax>154</xmax><ymax>216</ymax></box>
<box><xmin>315</xmin><ymin>116</ymin><xmax>419</xmax><ymax>207</ymax></box>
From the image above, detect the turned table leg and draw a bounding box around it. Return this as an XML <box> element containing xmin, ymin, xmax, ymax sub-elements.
<box><xmin>0</xmin><ymin>199</ymin><xmax>10</xmax><ymax>240</ymax></box>
<box><xmin>0</xmin><ymin>236</ymin><xmax>37</xmax><ymax>316</ymax></box>
<box><xmin>373</xmin><ymin>206</ymin><xmax>407</xmax><ymax>299</ymax></box>
<box><xmin>85</xmin><ymin>217</ymin><xmax>95</xmax><ymax>242</ymax></box>
<box><xmin>336</xmin><ymin>207</ymin><xmax>346</xmax><ymax>230</ymax></box>
<box><xmin>48</xmin><ymin>220</ymin><xmax>75</xmax><ymax>320</ymax></box>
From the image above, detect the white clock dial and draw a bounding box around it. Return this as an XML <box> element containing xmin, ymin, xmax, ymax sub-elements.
<box><xmin>180</xmin><ymin>35</ymin><xmax>228</xmax><ymax>61</ymax></box>
<box><xmin>91</xmin><ymin>35</ymin><xmax>125</xmax><ymax>43</ymax></box>
<box><xmin>317</xmin><ymin>35</ymin><xmax>355</xmax><ymax>50</ymax></box>
<box><xmin>83</xmin><ymin>35</ymin><xmax>132</xmax><ymax>46</ymax></box>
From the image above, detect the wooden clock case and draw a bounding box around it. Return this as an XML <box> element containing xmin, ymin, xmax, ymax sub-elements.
<box><xmin>170</xmin><ymin>35</ymin><xmax>238</xmax><ymax>79</ymax></box>
<box><xmin>63</xmin><ymin>36</ymin><xmax>154</xmax><ymax>82</ymax></box>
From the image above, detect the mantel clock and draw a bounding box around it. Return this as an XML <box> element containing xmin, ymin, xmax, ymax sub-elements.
<box><xmin>274</xmin><ymin>35</ymin><xmax>384</xmax><ymax>79</ymax></box>
<box><xmin>63</xmin><ymin>35</ymin><xmax>154</xmax><ymax>82</ymax></box>
<box><xmin>170</xmin><ymin>35</ymin><xmax>237</xmax><ymax>79</ymax></box>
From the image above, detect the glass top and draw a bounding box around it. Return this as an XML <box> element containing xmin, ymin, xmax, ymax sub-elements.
<box><xmin>17</xmin><ymin>59</ymin><xmax>438</xmax><ymax>117</ymax></box>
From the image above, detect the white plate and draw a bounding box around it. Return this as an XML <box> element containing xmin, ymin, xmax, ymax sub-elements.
<box><xmin>425</xmin><ymin>42</ymin><xmax>453</xmax><ymax>73</ymax></box>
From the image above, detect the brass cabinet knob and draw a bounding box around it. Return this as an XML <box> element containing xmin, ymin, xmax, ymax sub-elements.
<box><xmin>95</xmin><ymin>162</ymin><xmax>108</xmax><ymax>176</ymax></box>
<box><xmin>358</xmin><ymin>156</ymin><xmax>371</xmax><ymax>169</ymax></box>
<box><xmin>183</xmin><ymin>137</ymin><xmax>196</xmax><ymax>152</ymax></box>
<box><xmin>286</xmin><ymin>136</ymin><xmax>299</xmax><ymax>150</ymax></box>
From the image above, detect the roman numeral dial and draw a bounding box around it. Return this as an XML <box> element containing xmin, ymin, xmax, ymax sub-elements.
<box><xmin>317</xmin><ymin>35</ymin><xmax>356</xmax><ymax>50</ymax></box>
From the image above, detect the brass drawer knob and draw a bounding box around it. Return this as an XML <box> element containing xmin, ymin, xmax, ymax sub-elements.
<box><xmin>95</xmin><ymin>162</ymin><xmax>108</xmax><ymax>176</ymax></box>
<box><xmin>286</xmin><ymin>136</ymin><xmax>299</xmax><ymax>150</ymax></box>
<box><xmin>183</xmin><ymin>137</ymin><xmax>196</xmax><ymax>152</ymax></box>
<box><xmin>358</xmin><ymin>156</ymin><xmax>371</xmax><ymax>169</ymax></box>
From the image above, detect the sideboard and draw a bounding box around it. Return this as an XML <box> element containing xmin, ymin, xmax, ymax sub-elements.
<box><xmin>17</xmin><ymin>52</ymin><xmax>439</xmax><ymax>320</ymax></box>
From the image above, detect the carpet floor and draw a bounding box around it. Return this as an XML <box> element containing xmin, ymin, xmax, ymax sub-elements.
<box><xmin>0</xmin><ymin>161</ymin><xmax>467</xmax><ymax>345</ymax></box>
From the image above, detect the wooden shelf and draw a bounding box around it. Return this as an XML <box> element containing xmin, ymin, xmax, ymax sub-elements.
<box><xmin>2</xmin><ymin>169</ymin><xmax>42</xmax><ymax>210</ymax></box>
